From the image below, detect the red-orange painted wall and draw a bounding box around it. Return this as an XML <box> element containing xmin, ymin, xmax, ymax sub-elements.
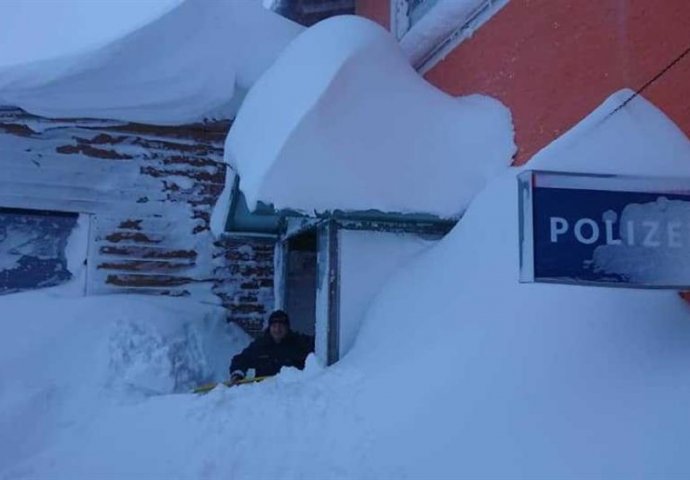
<box><xmin>424</xmin><ymin>0</ymin><xmax>690</xmax><ymax>164</ymax></box>
<box><xmin>355</xmin><ymin>0</ymin><xmax>389</xmax><ymax>30</ymax></box>
<box><xmin>356</xmin><ymin>0</ymin><xmax>690</xmax><ymax>165</ymax></box>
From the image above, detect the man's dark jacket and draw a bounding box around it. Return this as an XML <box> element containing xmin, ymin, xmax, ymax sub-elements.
<box><xmin>230</xmin><ymin>330</ymin><xmax>314</xmax><ymax>378</ymax></box>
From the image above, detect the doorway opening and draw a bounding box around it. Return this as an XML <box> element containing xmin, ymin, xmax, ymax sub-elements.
<box><xmin>284</xmin><ymin>229</ymin><xmax>317</xmax><ymax>337</ymax></box>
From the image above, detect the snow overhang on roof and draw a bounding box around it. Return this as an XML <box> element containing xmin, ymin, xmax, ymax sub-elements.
<box><xmin>223</xmin><ymin>15</ymin><xmax>516</xmax><ymax>220</ymax></box>
<box><xmin>0</xmin><ymin>0</ymin><xmax>303</xmax><ymax>125</ymax></box>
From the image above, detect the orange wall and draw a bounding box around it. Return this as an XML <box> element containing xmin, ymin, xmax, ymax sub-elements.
<box><xmin>356</xmin><ymin>0</ymin><xmax>390</xmax><ymax>30</ymax></box>
<box><xmin>423</xmin><ymin>0</ymin><xmax>690</xmax><ymax>164</ymax></box>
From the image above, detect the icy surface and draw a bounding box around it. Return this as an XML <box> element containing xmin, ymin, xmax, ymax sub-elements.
<box><xmin>224</xmin><ymin>15</ymin><xmax>515</xmax><ymax>218</ymax></box>
<box><xmin>210</xmin><ymin>170</ymin><xmax>236</xmax><ymax>237</ymax></box>
<box><xmin>0</xmin><ymin>0</ymin><xmax>303</xmax><ymax>124</ymax></box>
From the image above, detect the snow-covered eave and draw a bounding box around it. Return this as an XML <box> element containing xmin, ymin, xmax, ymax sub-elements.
<box><xmin>224</xmin><ymin>16</ymin><xmax>516</xmax><ymax>226</ymax></box>
<box><xmin>0</xmin><ymin>104</ymin><xmax>231</xmax><ymax>142</ymax></box>
<box><xmin>219</xmin><ymin>179</ymin><xmax>459</xmax><ymax>237</ymax></box>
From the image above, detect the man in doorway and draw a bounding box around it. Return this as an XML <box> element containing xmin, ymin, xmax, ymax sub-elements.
<box><xmin>229</xmin><ymin>310</ymin><xmax>314</xmax><ymax>383</ymax></box>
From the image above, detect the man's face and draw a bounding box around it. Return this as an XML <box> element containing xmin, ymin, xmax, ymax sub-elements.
<box><xmin>269</xmin><ymin>321</ymin><xmax>288</xmax><ymax>343</ymax></box>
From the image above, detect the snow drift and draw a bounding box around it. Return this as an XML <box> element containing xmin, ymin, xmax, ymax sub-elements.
<box><xmin>0</xmin><ymin>282</ymin><xmax>249</xmax><ymax>474</ymax></box>
<box><xmin>3</xmin><ymin>91</ymin><xmax>690</xmax><ymax>479</ymax></box>
<box><xmin>0</xmin><ymin>0</ymin><xmax>303</xmax><ymax>124</ymax></box>
<box><xmin>345</xmin><ymin>91</ymin><xmax>690</xmax><ymax>478</ymax></box>
<box><xmin>225</xmin><ymin>15</ymin><xmax>515</xmax><ymax>218</ymax></box>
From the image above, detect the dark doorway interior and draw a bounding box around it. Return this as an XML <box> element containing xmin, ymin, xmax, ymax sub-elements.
<box><xmin>285</xmin><ymin>229</ymin><xmax>317</xmax><ymax>336</ymax></box>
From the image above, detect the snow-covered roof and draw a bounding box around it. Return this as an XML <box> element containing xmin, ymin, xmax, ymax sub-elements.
<box><xmin>0</xmin><ymin>0</ymin><xmax>183</xmax><ymax>68</ymax></box>
<box><xmin>0</xmin><ymin>0</ymin><xmax>303</xmax><ymax>125</ymax></box>
<box><xmin>224</xmin><ymin>15</ymin><xmax>515</xmax><ymax>219</ymax></box>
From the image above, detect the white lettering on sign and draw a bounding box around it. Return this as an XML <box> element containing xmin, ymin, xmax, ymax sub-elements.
<box><xmin>626</xmin><ymin>220</ymin><xmax>635</xmax><ymax>246</ymax></box>
<box><xmin>603</xmin><ymin>210</ymin><xmax>622</xmax><ymax>245</ymax></box>
<box><xmin>550</xmin><ymin>217</ymin><xmax>568</xmax><ymax>242</ymax></box>
<box><xmin>668</xmin><ymin>221</ymin><xmax>682</xmax><ymax>247</ymax></box>
<box><xmin>574</xmin><ymin>218</ymin><xmax>599</xmax><ymax>244</ymax></box>
<box><xmin>642</xmin><ymin>221</ymin><xmax>661</xmax><ymax>247</ymax></box>
<box><xmin>548</xmin><ymin>216</ymin><xmax>690</xmax><ymax>248</ymax></box>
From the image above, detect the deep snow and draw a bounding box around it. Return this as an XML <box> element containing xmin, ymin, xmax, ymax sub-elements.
<box><xmin>0</xmin><ymin>0</ymin><xmax>303</xmax><ymax>124</ymax></box>
<box><xmin>2</xmin><ymin>91</ymin><xmax>690</xmax><ymax>479</ymax></box>
<box><xmin>223</xmin><ymin>15</ymin><xmax>515</xmax><ymax>220</ymax></box>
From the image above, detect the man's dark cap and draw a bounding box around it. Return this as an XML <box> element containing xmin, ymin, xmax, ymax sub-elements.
<box><xmin>268</xmin><ymin>310</ymin><xmax>290</xmax><ymax>326</ymax></box>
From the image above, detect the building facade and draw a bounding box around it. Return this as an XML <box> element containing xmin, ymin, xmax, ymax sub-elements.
<box><xmin>357</xmin><ymin>0</ymin><xmax>690</xmax><ymax>164</ymax></box>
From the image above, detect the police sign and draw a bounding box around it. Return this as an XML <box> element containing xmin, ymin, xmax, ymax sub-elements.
<box><xmin>518</xmin><ymin>170</ymin><xmax>690</xmax><ymax>288</ymax></box>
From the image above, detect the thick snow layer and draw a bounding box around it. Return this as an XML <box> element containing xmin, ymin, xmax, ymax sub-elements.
<box><xmin>343</xmin><ymin>92</ymin><xmax>690</xmax><ymax>477</ymax></box>
<box><xmin>338</xmin><ymin>230</ymin><xmax>434</xmax><ymax>356</ymax></box>
<box><xmin>2</xmin><ymin>91</ymin><xmax>690</xmax><ymax>478</ymax></box>
<box><xmin>0</xmin><ymin>0</ymin><xmax>182</xmax><ymax>67</ymax></box>
<box><xmin>0</xmin><ymin>281</ymin><xmax>249</xmax><ymax>473</ymax></box>
<box><xmin>0</xmin><ymin>0</ymin><xmax>303</xmax><ymax>124</ymax></box>
<box><xmin>225</xmin><ymin>15</ymin><xmax>515</xmax><ymax>218</ymax></box>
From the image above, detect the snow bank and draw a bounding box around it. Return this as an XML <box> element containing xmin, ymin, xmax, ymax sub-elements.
<box><xmin>225</xmin><ymin>15</ymin><xmax>515</xmax><ymax>218</ymax></box>
<box><xmin>0</xmin><ymin>0</ymin><xmax>303</xmax><ymax>124</ymax></box>
<box><xmin>0</xmin><ymin>282</ymin><xmax>249</xmax><ymax>473</ymax></box>
<box><xmin>344</xmin><ymin>93</ymin><xmax>690</xmax><ymax>478</ymax></box>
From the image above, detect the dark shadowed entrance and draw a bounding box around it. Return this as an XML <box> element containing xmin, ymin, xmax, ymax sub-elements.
<box><xmin>283</xmin><ymin>229</ymin><xmax>317</xmax><ymax>336</ymax></box>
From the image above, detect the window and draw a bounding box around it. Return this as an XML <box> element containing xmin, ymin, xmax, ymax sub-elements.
<box><xmin>392</xmin><ymin>0</ymin><xmax>510</xmax><ymax>71</ymax></box>
<box><xmin>0</xmin><ymin>208</ymin><xmax>80</xmax><ymax>294</ymax></box>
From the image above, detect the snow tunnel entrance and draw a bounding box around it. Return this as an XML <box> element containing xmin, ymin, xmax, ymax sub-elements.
<box><xmin>283</xmin><ymin>229</ymin><xmax>317</xmax><ymax>337</ymax></box>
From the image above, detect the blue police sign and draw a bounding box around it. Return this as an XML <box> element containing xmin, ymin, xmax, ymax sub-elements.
<box><xmin>518</xmin><ymin>170</ymin><xmax>690</xmax><ymax>288</ymax></box>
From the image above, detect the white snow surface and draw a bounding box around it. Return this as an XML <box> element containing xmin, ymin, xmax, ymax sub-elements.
<box><xmin>529</xmin><ymin>89</ymin><xmax>690</xmax><ymax>176</ymax></box>
<box><xmin>338</xmin><ymin>230</ymin><xmax>434</xmax><ymax>356</ymax></box>
<box><xmin>0</xmin><ymin>0</ymin><xmax>303</xmax><ymax>124</ymax></box>
<box><xmin>0</xmin><ymin>0</ymin><xmax>183</xmax><ymax>68</ymax></box>
<box><xmin>2</xmin><ymin>90</ymin><xmax>690</xmax><ymax>478</ymax></box>
<box><xmin>225</xmin><ymin>15</ymin><xmax>515</xmax><ymax>218</ymax></box>
<box><xmin>64</xmin><ymin>214</ymin><xmax>90</xmax><ymax>280</ymax></box>
<box><xmin>0</xmin><ymin>282</ymin><xmax>250</xmax><ymax>476</ymax></box>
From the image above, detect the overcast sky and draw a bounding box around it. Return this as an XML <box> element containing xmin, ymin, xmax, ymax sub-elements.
<box><xmin>0</xmin><ymin>0</ymin><xmax>183</xmax><ymax>66</ymax></box>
